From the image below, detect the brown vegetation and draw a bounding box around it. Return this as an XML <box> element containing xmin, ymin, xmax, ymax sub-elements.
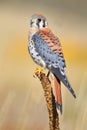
<box><xmin>35</xmin><ymin>71</ymin><xmax>60</xmax><ymax>130</ymax></box>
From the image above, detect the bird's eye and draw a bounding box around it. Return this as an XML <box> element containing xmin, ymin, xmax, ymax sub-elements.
<box><xmin>38</xmin><ymin>18</ymin><xmax>41</xmax><ymax>22</ymax></box>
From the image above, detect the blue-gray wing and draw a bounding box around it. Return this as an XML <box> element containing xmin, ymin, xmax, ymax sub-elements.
<box><xmin>32</xmin><ymin>32</ymin><xmax>76</xmax><ymax>98</ymax></box>
<box><xmin>32</xmin><ymin>32</ymin><xmax>66</xmax><ymax>75</ymax></box>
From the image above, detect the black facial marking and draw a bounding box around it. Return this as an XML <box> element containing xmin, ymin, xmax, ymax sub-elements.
<box><xmin>43</xmin><ymin>20</ymin><xmax>45</xmax><ymax>27</ymax></box>
<box><xmin>38</xmin><ymin>18</ymin><xmax>41</xmax><ymax>22</ymax></box>
<box><xmin>36</xmin><ymin>19</ymin><xmax>40</xmax><ymax>28</ymax></box>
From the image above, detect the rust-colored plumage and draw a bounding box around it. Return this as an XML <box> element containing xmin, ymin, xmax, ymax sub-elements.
<box><xmin>28</xmin><ymin>14</ymin><xmax>76</xmax><ymax>114</ymax></box>
<box><xmin>54</xmin><ymin>76</ymin><xmax>62</xmax><ymax>113</ymax></box>
<box><xmin>37</xmin><ymin>28</ymin><xmax>63</xmax><ymax>113</ymax></box>
<box><xmin>38</xmin><ymin>28</ymin><xmax>63</xmax><ymax>56</ymax></box>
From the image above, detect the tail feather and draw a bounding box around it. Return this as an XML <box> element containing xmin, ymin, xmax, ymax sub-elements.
<box><xmin>51</xmin><ymin>67</ymin><xmax>76</xmax><ymax>98</ymax></box>
<box><xmin>54</xmin><ymin>76</ymin><xmax>62</xmax><ymax>114</ymax></box>
<box><xmin>56</xmin><ymin>102</ymin><xmax>62</xmax><ymax>114</ymax></box>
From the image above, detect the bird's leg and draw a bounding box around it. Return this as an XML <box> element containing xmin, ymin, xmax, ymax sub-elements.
<box><xmin>33</xmin><ymin>67</ymin><xmax>44</xmax><ymax>78</ymax></box>
<box><xmin>47</xmin><ymin>71</ymin><xmax>50</xmax><ymax>78</ymax></box>
<box><xmin>47</xmin><ymin>71</ymin><xmax>54</xmax><ymax>80</ymax></box>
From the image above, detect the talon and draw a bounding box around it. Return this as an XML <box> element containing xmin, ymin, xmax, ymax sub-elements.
<box><xmin>33</xmin><ymin>67</ymin><xmax>44</xmax><ymax>78</ymax></box>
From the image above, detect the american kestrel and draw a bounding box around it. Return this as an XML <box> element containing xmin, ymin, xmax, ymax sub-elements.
<box><xmin>28</xmin><ymin>14</ymin><xmax>76</xmax><ymax>113</ymax></box>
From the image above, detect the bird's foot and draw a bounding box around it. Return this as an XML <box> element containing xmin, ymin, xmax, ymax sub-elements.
<box><xmin>47</xmin><ymin>71</ymin><xmax>50</xmax><ymax>77</ymax></box>
<box><xmin>33</xmin><ymin>67</ymin><xmax>44</xmax><ymax>78</ymax></box>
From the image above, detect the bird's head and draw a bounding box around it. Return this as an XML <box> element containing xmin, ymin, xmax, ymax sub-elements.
<box><xmin>30</xmin><ymin>14</ymin><xmax>48</xmax><ymax>30</ymax></box>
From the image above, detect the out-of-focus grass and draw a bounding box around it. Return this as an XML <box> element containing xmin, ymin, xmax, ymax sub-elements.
<box><xmin>0</xmin><ymin>2</ymin><xmax>87</xmax><ymax>130</ymax></box>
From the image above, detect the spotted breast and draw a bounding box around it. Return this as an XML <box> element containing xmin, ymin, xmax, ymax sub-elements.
<box><xmin>28</xmin><ymin>33</ymin><xmax>46</xmax><ymax>68</ymax></box>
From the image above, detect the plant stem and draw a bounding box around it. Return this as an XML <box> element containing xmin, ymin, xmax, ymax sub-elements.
<box><xmin>35</xmin><ymin>71</ymin><xmax>60</xmax><ymax>130</ymax></box>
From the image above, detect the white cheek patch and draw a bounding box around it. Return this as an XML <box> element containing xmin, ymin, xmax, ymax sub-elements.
<box><xmin>32</xmin><ymin>22</ymin><xmax>37</xmax><ymax>28</ymax></box>
<box><xmin>39</xmin><ymin>20</ymin><xmax>44</xmax><ymax>29</ymax></box>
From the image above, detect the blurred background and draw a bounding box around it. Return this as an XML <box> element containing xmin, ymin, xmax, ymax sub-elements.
<box><xmin>0</xmin><ymin>0</ymin><xmax>87</xmax><ymax>130</ymax></box>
